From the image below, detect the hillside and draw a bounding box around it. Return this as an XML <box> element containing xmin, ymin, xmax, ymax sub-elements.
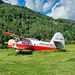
<box><xmin>0</xmin><ymin>1</ymin><xmax>75</xmax><ymax>48</ymax></box>
<box><xmin>0</xmin><ymin>0</ymin><xmax>3</xmax><ymax>4</ymax></box>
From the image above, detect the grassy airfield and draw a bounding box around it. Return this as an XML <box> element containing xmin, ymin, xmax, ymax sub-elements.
<box><xmin>0</xmin><ymin>44</ymin><xmax>75</xmax><ymax>75</ymax></box>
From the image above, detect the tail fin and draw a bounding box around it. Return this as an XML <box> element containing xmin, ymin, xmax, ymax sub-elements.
<box><xmin>51</xmin><ymin>32</ymin><xmax>65</xmax><ymax>49</ymax></box>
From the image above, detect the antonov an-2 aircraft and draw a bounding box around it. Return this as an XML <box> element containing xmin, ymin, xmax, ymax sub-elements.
<box><xmin>3</xmin><ymin>32</ymin><xmax>65</xmax><ymax>55</ymax></box>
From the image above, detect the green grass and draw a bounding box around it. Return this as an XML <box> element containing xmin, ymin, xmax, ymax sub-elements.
<box><xmin>0</xmin><ymin>44</ymin><xmax>75</xmax><ymax>75</ymax></box>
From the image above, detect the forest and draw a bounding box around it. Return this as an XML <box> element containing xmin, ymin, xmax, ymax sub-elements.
<box><xmin>0</xmin><ymin>1</ymin><xmax>75</xmax><ymax>48</ymax></box>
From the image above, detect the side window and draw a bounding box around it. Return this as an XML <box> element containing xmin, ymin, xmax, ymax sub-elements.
<box><xmin>34</xmin><ymin>44</ymin><xmax>36</xmax><ymax>45</ymax></box>
<box><xmin>22</xmin><ymin>41</ymin><xmax>23</xmax><ymax>44</ymax></box>
<box><xmin>22</xmin><ymin>41</ymin><xmax>25</xmax><ymax>44</ymax></box>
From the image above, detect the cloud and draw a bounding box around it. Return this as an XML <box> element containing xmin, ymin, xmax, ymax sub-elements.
<box><xmin>47</xmin><ymin>0</ymin><xmax>75</xmax><ymax>20</ymax></box>
<box><xmin>2</xmin><ymin>0</ymin><xmax>10</xmax><ymax>4</ymax></box>
<box><xmin>25</xmin><ymin>0</ymin><xmax>35</xmax><ymax>10</ymax></box>
<box><xmin>2</xmin><ymin>0</ymin><xmax>18</xmax><ymax>5</ymax></box>
<box><xmin>25</xmin><ymin>0</ymin><xmax>55</xmax><ymax>12</ymax></box>
<box><xmin>2</xmin><ymin>0</ymin><xmax>75</xmax><ymax>20</ymax></box>
<box><xmin>43</xmin><ymin>0</ymin><xmax>55</xmax><ymax>12</ymax></box>
<box><xmin>35</xmin><ymin>0</ymin><xmax>44</xmax><ymax>11</ymax></box>
<box><xmin>25</xmin><ymin>0</ymin><xmax>44</xmax><ymax>11</ymax></box>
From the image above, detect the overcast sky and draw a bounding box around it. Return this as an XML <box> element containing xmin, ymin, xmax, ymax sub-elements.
<box><xmin>2</xmin><ymin>0</ymin><xmax>75</xmax><ymax>20</ymax></box>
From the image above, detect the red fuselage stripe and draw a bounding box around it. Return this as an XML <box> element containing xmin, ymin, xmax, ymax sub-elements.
<box><xmin>16</xmin><ymin>44</ymin><xmax>57</xmax><ymax>50</ymax></box>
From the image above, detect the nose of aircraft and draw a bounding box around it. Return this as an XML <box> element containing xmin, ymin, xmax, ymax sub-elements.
<box><xmin>5</xmin><ymin>39</ymin><xmax>15</xmax><ymax>48</ymax></box>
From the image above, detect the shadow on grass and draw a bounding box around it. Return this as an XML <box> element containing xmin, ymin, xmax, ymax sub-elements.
<box><xmin>58</xmin><ymin>49</ymin><xmax>68</xmax><ymax>52</ymax></box>
<box><xmin>13</xmin><ymin>50</ymin><xmax>34</xmax><ymax>56</ymax></box>
<box><xmin>7</xmin><ymin>50</ymin><xmax>34</xmax><ymax>56</ymax></box>
<box><xmin>54</xmin><ymin>49</ymin><xmax>70</xmax><ymax>53</ymax></box>
<box><xmin>67</xmin><ymin>58</ymin><xmax>75</xmax><ymax>62</ymax></box>
<box><xmin>7</xmin><ymin>49</ymin><xmax>69</xmax><ymax>56</ymax></box>
<box><xmin>19</xmin><ymin>50</ymin><xmax>34</xmax><ymax>55</ymax></box>
<box><xmin>17</xmin><ymin>49</ymin><xmax>69</xmax><ymax>55</ymax></box>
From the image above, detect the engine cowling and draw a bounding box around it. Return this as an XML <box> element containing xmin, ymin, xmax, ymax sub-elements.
<box><xmin>5</xmin><ymin>39</ymin><xmax>15</xmax><ymax>48</ymax></box>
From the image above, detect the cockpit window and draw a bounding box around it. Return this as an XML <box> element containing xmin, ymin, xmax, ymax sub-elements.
<box><xmin>15</xmin><ymin>38</ymin><xmax>20</xmax><ymax>43</ymax></box>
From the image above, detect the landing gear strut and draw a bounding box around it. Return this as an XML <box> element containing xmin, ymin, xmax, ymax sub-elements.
<box><xmin>14</xmin><ymin>49</ymin><xmax>22</xmax><ymax>55</ymax></box>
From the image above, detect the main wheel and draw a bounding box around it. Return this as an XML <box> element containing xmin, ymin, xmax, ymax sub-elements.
<box><xmin>14</xmin><ymin>49</ymin><xmax>20</xmax><ymax>56</ymax></box>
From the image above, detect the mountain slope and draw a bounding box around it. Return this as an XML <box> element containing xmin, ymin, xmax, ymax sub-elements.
<box><xmin>0</xmin><ymin>0</ymin><xmax>3</xmax><ymax>4</ymax></box>
<box><xmin>0</xmin><ymin>1</ymin><xmax>75</xmax><ymax>48</ymax></box>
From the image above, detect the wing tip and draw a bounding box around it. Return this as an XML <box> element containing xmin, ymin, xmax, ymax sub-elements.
<box><xmin>3</xmin><ymin>32</ymin><xmax>10</xmax><ymax>34</ymax></box>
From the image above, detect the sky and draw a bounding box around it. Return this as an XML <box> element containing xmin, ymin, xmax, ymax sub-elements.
<box><xmin>2</xmin><ymin>0</ymin><xmax>75</xmax><ymax>20</ymax></box>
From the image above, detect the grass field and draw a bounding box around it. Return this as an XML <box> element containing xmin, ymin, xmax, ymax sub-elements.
<box><xmin>0</xmin><ymin>44</ymin><xmax>75</xmax><ymax>75</ymax></box>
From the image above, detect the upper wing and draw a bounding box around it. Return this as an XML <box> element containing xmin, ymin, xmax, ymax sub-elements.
<box><xmin>3</xmin><ymin>32</ymin><xmax>14</xmax><ymax>36</ymax></box>
<box><xmin>3</xmin><ymin>32</ymin><xmax>23</xmax><ymax>39</ymax></box>
<box><xmin>3</xmin><ymin>32</ymin><xmax>30</xmax><ymax>41</ymax></box>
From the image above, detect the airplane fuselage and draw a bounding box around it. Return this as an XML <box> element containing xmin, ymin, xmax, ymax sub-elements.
<box><xmin>3</xmin><ymin>32</ymin><xmax>65</xmax><ymax>52</ymax></box>
<box><xmin>13</xmin><ymin>38</ymin><xmax>57</xmax><ymax>51</ymax></box>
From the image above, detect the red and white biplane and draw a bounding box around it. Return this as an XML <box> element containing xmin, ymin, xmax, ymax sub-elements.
<box><xmin>3</xmin><ymin>32</ymin><xmax>65</xmax><ymax>54</ymax></box>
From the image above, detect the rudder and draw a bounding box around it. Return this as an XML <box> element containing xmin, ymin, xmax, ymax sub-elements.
<box><xmin>51</xmin><ymin>32</ymin><xmax>65</xmax><ymax>49</ymax></box>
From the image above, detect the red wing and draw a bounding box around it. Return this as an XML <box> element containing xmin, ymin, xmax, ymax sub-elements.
<box><xmin>3</xmin><ymin>32</ymin><xmax>30</xmax><ymax>41</ymax></box>
<box><xmin>3</xmin><ymin>32</ymin><xmax>14</xmax><ymax>36</ymax></box>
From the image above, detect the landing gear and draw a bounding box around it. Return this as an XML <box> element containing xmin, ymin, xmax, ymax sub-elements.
<box><xmin>14</xmin><ymin>49</ymin><xmax>34</xmax><ymax>55</ymax></box>
<box><xmin>14</xmin><ymin>49</ymin><xmax>22</xmax><ymax>56</ymax></box>
<box><xmin>31</xmin><ymin>50</ymin><xmax>34</xmax><ymax>54</ymax></box>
